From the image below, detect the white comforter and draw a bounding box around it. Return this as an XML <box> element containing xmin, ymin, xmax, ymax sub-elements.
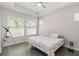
<box><xmin>27</xmin><ymin>35</ymin><xmax>64</xmax><ymax>56</ymax></box>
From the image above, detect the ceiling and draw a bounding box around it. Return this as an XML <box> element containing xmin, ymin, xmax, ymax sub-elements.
<box><xmin>0</xmin><ymin>2</ymin><xmax>74</xmax><ymax>17</ymax></box>
<box><xmin>16</xmin><ymin>2</ymin><xmax>70</xmax><ymax>12</ymax></box>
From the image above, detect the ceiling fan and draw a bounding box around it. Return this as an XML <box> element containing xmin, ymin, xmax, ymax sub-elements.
<box><xmin>13</xmin><ymin>2</ymin><xmax>46</xmax><ymax>9</ymax></box>
<box><xmin>35</xmin><ymin>2</ymin><xmax>46</xmax><ymax>8</ymax></box>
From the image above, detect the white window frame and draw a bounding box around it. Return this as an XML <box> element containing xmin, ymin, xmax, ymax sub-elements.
<box><xmin>26</xmin><ymin>19</ymin><xmax>39</xmax><ymax>36</ymax></box>
<box><xmin>7</xmin><ymin>16</ymin><xmax>25</xmax><ymax>37</ymax></box>
<box><xmin>7</xmin><ymin>15</ymin><xmax>39</xmax><ymax>37</ymax></box>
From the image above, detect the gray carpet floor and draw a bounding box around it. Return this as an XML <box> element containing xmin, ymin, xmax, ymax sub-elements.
<box><xmin>0</xmin><ymin>42</ymin><xmax>79</xmax><ymax>56</ymax></box>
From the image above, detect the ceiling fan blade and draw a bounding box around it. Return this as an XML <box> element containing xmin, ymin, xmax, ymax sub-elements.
<box><xmin>40</xmin><ymin>2</ymin><xmax>46</xmax><ymax>8</ymax></box>
<box><xmin>42</xmin><ymin>4</ymin><xmax>46</xmax><ymax>8</ymax></box>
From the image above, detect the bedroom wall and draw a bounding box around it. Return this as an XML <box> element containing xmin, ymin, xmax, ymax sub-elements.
<box><xmin>0</xmin><ymin>8</ymin><xmax>37</xmax><ymax>47</ymax></box>
<box><xmin>0</xmin><ymin>8</ymin><xmax>2</xmax><ymax>53</ymax></box>
<box><xmin>39</xmin><ymin>3</ymin><xmax>79</xmax><ymax>51</ymax></box>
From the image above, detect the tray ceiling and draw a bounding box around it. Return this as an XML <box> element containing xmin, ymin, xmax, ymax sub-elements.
<box><xmin>0</xmin><ymin>2</ymin><xmax>73</xmax><ymax>17</ymax></box>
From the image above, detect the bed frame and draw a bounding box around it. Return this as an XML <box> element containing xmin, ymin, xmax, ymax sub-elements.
<box><xmin>27</xmin><ymin>35</ymin><xmax>64</xmax><ymax>56</ymax></box>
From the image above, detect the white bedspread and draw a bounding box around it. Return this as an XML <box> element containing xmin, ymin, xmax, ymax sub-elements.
<box><xmin>27</xmin><ymin>35</ymin><xmax>64</xmax><ymax>56</ymax></box>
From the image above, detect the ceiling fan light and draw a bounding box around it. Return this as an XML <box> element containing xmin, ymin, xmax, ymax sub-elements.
<box><xmin>37</xmin><ymin>3</ymin><xmax>42</xmax><ymax>7</ymax></box>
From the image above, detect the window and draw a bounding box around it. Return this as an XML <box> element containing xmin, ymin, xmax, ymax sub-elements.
<box><xmin>26</xmin><ymin>19</ymin><xmax>37</xmax><ymax>35</ymax></box>
<box><xmin>39</xmin><ymin>20</ymin><xmax>43</xmax><ymax>25</ymax></box>
<box><xmin>7</xmin><ymin>16</ymin><xmax>24</xmax><ymax>37</ymax></box>
<box><xmin>7</xmin><ymin>16</ymin><xmax>38</xmax><ymax>37</ymax></box>
<box><xmin>74</xmin><ymin>13</ymin><xmax>79</xmax><ymax>21</ymax></box>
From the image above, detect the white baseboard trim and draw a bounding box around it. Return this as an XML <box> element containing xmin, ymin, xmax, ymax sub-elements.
<box><xmin>63</xmin><ymin>45</ymin><xmax>79</xmax><ymax>51</ymax></box>
<box><xmin>3</xmin><ymin>40</ymin><xmax>26</xmax><ymax>47</ymax></box>
<box><xmin>0</xmin><ymin>48</ymin><xmax>2</xmax><ymax>54</ymax></box>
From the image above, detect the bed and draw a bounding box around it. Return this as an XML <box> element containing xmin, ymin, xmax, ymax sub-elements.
<box><xmin>26</xmin><ymin>33</ymin><xmax>64</xmax><ymax>56</ymax></box>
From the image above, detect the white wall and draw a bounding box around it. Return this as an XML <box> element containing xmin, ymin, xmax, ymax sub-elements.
<box><xmin>39</xmin><ymin>3</ymin><xmax>79</xmax><ymax>51</ymax></box>
<box><xmin>0</xmin><ymin>8</ymin><xmax>2</xmax><ymax>53</ymax></box>
<box><xmin>0</xmin><ymin>8</ymin><xmax>37</xmax><ymax>47</ymax></box>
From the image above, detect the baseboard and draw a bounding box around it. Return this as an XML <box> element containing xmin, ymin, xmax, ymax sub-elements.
<box><xmin>63</xmin><ymin>45</ymin><xmax>79</xmax><ymax>52</ymax></box>
<box><xmin>3</xmin><ymin>40</ymin><xmax>26</xmax><ymax>47</ymax></box>
<box><xmin>0</xmin><ymin>48</ymin><xmax>2</xmax><ymax>54</ymax></box>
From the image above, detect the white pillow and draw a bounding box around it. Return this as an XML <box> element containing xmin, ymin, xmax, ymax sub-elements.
<box><xmin>50</xmin><ymin>33</ymin><xmax>59</xmax><ymax>38</ymax></box>
<box><xmin>40</xmin><ymin>32</ymin><xmax>51</xmax><ymax>37</ymax></box>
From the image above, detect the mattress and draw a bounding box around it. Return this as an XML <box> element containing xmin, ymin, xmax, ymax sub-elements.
<box><xmin>27</xmin><ymin>35</ymin><xmax>64</xmax><ymax>56</ymax></box>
